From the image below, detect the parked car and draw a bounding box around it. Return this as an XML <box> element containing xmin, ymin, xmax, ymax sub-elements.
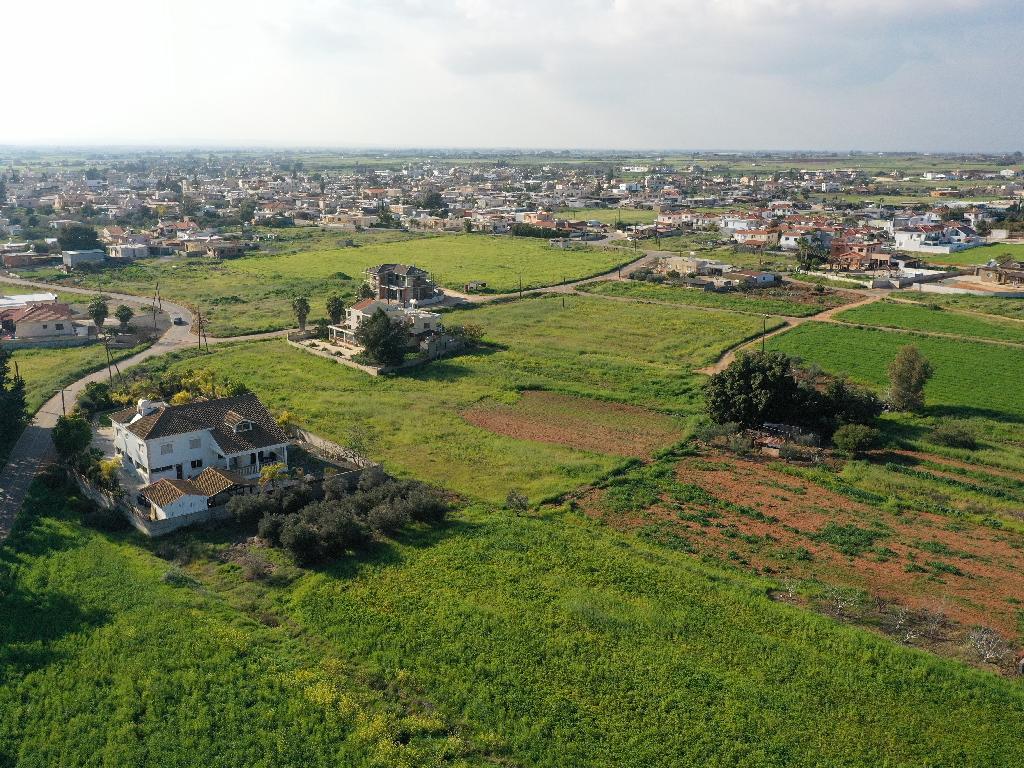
<box><xmin>173</xmin><ymin>317</ymin><xmax>187</xmax><ymax>326</ymax></box>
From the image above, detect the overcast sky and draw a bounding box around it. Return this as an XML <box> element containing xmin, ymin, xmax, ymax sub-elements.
<box><xmin>4</xmin><ymin>0</ymin><xmax>1021</xmax><ymax>151</ymax></box>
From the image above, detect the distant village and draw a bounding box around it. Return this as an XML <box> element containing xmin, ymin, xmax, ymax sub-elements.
<box><xmin>3</xmin><ymin>153</ymin><xmax>1024</xmax><ymax>350</ymax></box>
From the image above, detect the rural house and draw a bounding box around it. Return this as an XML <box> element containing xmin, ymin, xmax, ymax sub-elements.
<box><xmin>365</xmin><ymin>263</ymin><xmax>442</xmax><ymax>306</ymax></box>
<box><xmin>110</xmin><ymin>392</ymin><xmax>290</xmax><ymax>486</ymax></box>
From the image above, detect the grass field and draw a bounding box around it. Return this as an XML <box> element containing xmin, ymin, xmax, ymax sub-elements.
<box><xmin>581</xmin><ymin>279</ymin><xmax>857</xmax><ymax>317</ymax></box>
<box><xmin>899</xmin><ymin>291</ymin><xmax>1024</xmax><ymax>319</ymax></box>
<box><xmin>12</xmin><ymin>343</ymin><xmax>146</xmax><ymax>415</ymax></box>
<box><xmin>135</xmin><ymin>295</ymin><xmax>768</xmax><ymax>501</ymax></box>
<box><xmin>766</xmin><ymin>320</ymin><xmax>1024</xmax><ymax>518</ymax></box>
<box><xmin>923</xmin><ymin>242</ymin><xmax>1024</xmax><ymax>266</ymax></box>
<box><xmin>0</xmin><ymin>481</ymin><xmax>496</xmax><ymax>767</ymax></box>
<box><xmin>556</xmin><ymin>207</ymin><xmax>657</xmax><ymax>224</ymax></box>
<box><xmin>1</xmin><ymin>342</ymin><xmax>149</xmax><ymax>469</ymax></box>
<box><xmin>835</xmin><ymin>300</ymin><xmax>1024</xmax><ymax>343</ymax></box>
<box><xmin>24</xmin><ymin>232</ymin><xmax>633</xmax><ymax>336</ymax></box>
<box><xmin>5</xmin><ymin>480</ymin><xmax>1024</xmax><ymax>767</ymax></box>
<box><xmin>767</xmin><ymin>322</ymin><xmax>1024</xmax><ymax>417</ymax></box>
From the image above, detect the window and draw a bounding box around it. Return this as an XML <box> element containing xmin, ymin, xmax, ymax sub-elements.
<box><xmin>234</xmin><ymin>421</ymin><xmax>252</xmax><ymax>432</ymax></box>
<box><xmin>55</xmin><ymin>323</ymin><xmax>64</xmax><ymax>330</ymax></box>
<box><xmin>189</xmin><ymin>438</ymin><xmax>201</xmax><ymax>450</ymax></box>
<box><xmin>190</xmin><ymin>459</ymin><xmax>203</xmax><ymax>469</ymax></box>
<box><xmin>160</xmin><ymin>443</ymin><xmax>174</xmax><ymax>455</ymax></box>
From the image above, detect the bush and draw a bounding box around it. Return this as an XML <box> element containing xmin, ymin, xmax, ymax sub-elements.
<box><xmin>832</xmin><ymin>424</ymin><xmax>880</xmax><ymax>456</ymax></box>
<box><xmin>931</xmin><ymin>420</ymin><xmax>977</xmax><ymax>450</ymax></box>
<box><xmin>257</xmin><ymin>512</ymin><xmax>287</xmax><ymax>544</ymax></box>
<box><xmin>505</xmin><ymin>489</ymin><xmax>529</xmax><ymax>514</ymax></box>
<box><xmin>366</xmin><ymin>502</ymin><xmax>411</xmax><ymax>535</ymax></box>
<box><xmin>279</xmin><ymin>516</ymin><xmax>321</xmax><ymax>565</ymax></box>
<box><xmin>229</xmin><ymin>494</ymin><xmax>277</xmax><ymax>524</ymax></box>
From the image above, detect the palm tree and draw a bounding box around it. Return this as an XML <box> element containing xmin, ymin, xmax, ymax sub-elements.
<box><xmin>292</xmin><ymin>296</ymin><xmax>310</xmax><ymax>332</ymax></box>
<box><xmin>87</xmin><ymin>297</ymin><xmax>109</xmax><ymax>335</ymax></box>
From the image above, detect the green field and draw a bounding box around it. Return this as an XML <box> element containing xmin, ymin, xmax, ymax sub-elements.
<box><xmin>835</xmin><ymin>300</ymin><xmax>1024</xmax><ymax>343</ymax></box>
<box><xmin>767</xmin><ymin>322</ymin><xmax>1024</xmax><ymax>417</ymax></box>
<box><xmin>922</xmin><ymin>243</ymin><xmax>1024</xmax><ymax>266</ymax></box>
<box><xmin>1</xmin><ymin>342</ymin><xmax>149</xmax><ymax>469</ymax></box>
<box><xmin>556</xmin><ymin>207</ymin><xmax>657</xmax><ymax>224</ymax></box>
<box><xmin>899</xmin><ymin>291</ymin><xmax>1024</xmax><ymax>319</ymax></box>
<box><xmin>4</xmin><ymin>476</ymin><xmax>1024</xmax><ymax>766</ymax></box>
<box><xmin>0</xmin><ymin>481</ymin><xmax>494</xmax><ymax>767</ymax></box>
<box><xmin>581</xmin><ymin>279</ymin><xmax>856</xmax><ymax>317</ymax></box>
<box><xmin>136</xmin><ymin>295</ymin><xmax>769</xmax><ymax>502</ymax></box>
<box><xmin>12</xmin><ymin>343</ymin><xmax>145</xmax><ymax>415</ymax></box>
<box><xmin>23</xmin><ymin>232</ymin><xmax>634</xmax><ymax>336</ymax></box>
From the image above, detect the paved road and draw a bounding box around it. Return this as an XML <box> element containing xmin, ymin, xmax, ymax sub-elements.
<box><xmin>0</xmin><ymin>281</ymin><xmax>199</xmax><ymax>539</ymax></box>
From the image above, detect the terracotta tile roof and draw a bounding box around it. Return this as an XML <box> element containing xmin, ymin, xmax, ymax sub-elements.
<box><xmin>141</xmin><ymin>478</ymin><xmax>201</xmax><ymax>507</ymax></box>
<box><xmin>127</xmin><ymin>393</ymin><xmax>288</xmax><ymax>454</ymax></box>
<box><xmin>191</xmin><ymin>467</ymin><xmax>251</xmax><ymax>496</ymax></box>
<box><xmin>5</xmin><ymin>302</ymin><xmax>73</xmax><ymax>324</ymax></box>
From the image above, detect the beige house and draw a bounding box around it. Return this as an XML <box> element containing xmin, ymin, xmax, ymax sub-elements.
<box><xmin>0</xmin><ymin>302</ymin><xmax>78</xmax><ymax>339</ymax></box>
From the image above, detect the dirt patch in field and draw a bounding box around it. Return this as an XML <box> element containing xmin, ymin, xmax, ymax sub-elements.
<box><xmin>579</xmin><ymin>452</ymin><xmax>1024</xmax><ymax>640</ymax></box>
<box><xmin>463</xmin><ymin>390</ymin><xmax>686</xmax><ymax>458</ymax></box>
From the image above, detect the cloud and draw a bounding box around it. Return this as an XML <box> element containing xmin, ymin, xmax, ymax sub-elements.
<box><xmin>1</xmin><ymin>0</ymin><xmax>1021</xmax><ymax>149</ymax></box>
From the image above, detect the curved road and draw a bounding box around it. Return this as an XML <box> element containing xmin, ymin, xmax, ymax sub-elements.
<box><xmin>0</xmin><ymin>278</ymin><xmax>288</xmax><ymax>539</ymax></box>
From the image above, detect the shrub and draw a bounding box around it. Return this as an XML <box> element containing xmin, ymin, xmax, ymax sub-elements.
<box><xmin>257</xmin><ymin>512</ymin><xmax>287</xmax><ymax>544</ymax></box>
<box><xmin>366</xmin><ymin>502</ymin><xmax>411</xmax><ymax>535</ymax></box>
<box><xmin>725</xmin><ymin>432</ymin><xmax>754</xmax><ymax>456</ymax></box>
<box><xmin>931</xmin><ymin>420</ymin><xmax>977</xmax><ymax>450</ymax></box>
<box><xmin>506</xmin><ymin>489</ymin><xmax>529</xmax><ymax>514</ymax></box>
<box><xmin>279</xmin><ymin>516</ymin><xmax>321</xmax><ymax>565</ymax></box>
<box><xmin>832</xmin><ymin>423</ymin><xmax>880</xmax><ymax>456</ymax></box>
<box><xmin>229</xmin><ymin>494</ymin><xmax>277</xmax><ymax>524</ymax></box>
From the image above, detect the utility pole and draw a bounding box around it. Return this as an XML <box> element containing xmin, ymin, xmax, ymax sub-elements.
<box><xmin>196</xmin><ymin>308</ymin><xmax>204</xmax><ymax>353</ymax></box>
<box><xmin>58</xmin><ymin>388</ymin><xmax>66</xmax><ymax>416</ymax></box>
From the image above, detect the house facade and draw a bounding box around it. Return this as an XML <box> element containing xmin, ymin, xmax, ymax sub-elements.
<box><xmin>110</xmin><ymin>393</ymin><xmax>290</xmax><ymax>486</ymax></box>
<box><xmin>327</xmin><ymin>298</ymin><xmax>443</xmax><ymax>347</ymax></box>
<box><xmin>365</xmin><ymin>263</ymin><xmax>441</xmax><ymax>306</ymax></box>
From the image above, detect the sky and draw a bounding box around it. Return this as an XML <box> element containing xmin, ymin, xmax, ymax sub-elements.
<box><xmin>3</xmin><ymin>0</ymin><xmax>1022</xmax><ymax>151</ymax></box>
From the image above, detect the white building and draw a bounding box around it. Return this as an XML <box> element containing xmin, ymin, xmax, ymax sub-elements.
<box><xmin>110</xmin><ymin>393</ymin><xmax>290</xmax><ymax>487</ymax></box>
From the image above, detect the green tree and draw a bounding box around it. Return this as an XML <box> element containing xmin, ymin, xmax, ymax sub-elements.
<box><xmin>52</xmin><ymin>413</ymin><xmax>92</xmax><ymax>463</ymax></box>
<box><xmin>887</xmin><ymin>345</ymin><xmax>933</xmax><ymax>412</ymax></box>
<box><xmin>181</xmin><ymin>196</ymin><xmax>200</xmax><ymax>218</ymax></box>
<box><xmin>326</xmin><ymin>295</ymin><xmax>344</xmax><ymax>324</ymax></box>
<box><xmin>832</xmin><ymin>423</ymin><xmax>880</xmax><ymax>456</ymax></box>
<box><xmin>0</xmin><ymin>341</ymin><xmax>27</xmax><ymax>439</ymax></box>
<box><xmin>57</xmin><ymin>224</ymin><xmax>102</xmax><ymax>251</ymax></box>
<box><xmin>358</xmin><ymin>282</ymin><xmax>375</xmax><ymax>299</ymax></box>
<box><xmin>87</xmin><ymin>297</ymin><xmax>109</xmax><ymax>334</ymax></box>
<box><xmin>292</xmin><ymin>296</ymin><xmax>311</xmax><ymax>331</ymax></box>
<box><xmin>113</xmin><ymin>304</ymin><xmax>134</xmax><ymax>329</ymax></box>
<box><xmin>705</xmin><ymin>351</ymin><xmax>806</xmax><ymax>428</ymax></box>
<box><xmin>354</xmin><ymin>308</ymin><xmax>409</xmax><ymax>367</ymax></box>
<box><xmin>239</xmin><ymin>199</ymin><xmax>257</xmax><ymax>223</ymax></box>
<box><xmin>795</xmin><ymin>237</ymin><xmax>827</xmax><ymax>270</ymax></box>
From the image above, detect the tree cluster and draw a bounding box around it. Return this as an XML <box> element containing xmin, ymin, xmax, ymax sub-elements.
<box><xmin>57</xmin><ymin>224</ymin><xmax>102</xmax><ymax>251</ymax></box>
<box><xmin>705</xmin><ymin>351</ymin><xmax>882</xmax><ymax>439</ymax></box>
<box><xmin>228</xmin><ymin>466</ymin><xmax>449</xmax><ymax>565</ymax></box>
<box><xmin>354</xmin><ymin>308</ymin><xmax>410</xmax><ymax>367</ymax></box>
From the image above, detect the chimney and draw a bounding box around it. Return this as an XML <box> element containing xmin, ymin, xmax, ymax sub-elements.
<box><xmin>137</xmin><ymin>399</ymin><xmax>156</xmax><ymax>416</ymax></box>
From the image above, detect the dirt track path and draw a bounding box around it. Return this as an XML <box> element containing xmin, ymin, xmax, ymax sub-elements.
<box><xmin>696</xmin><ymin>291</ymin><xmax>885</xmax><ymax>375</ymax></box>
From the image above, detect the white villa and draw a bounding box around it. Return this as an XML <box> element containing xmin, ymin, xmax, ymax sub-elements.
<box><xmin>327</xmin><ymin>298</ymin><xmax>443</xmax><ymax>347</ymax></box>
<box><xmin>111</xmin><ymin>392</ymin><xmax>289</xmax><ymax>487</ymax></box>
